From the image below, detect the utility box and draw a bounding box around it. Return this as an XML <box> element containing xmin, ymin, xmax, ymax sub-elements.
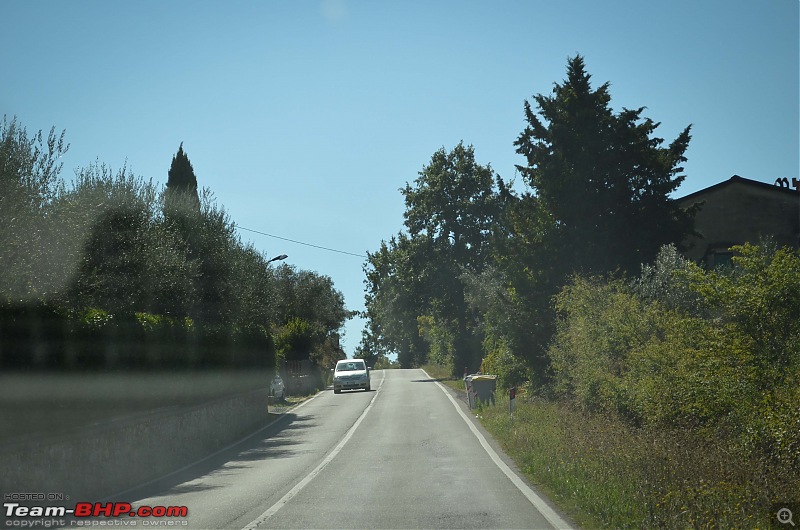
<box><xmin>465</xmin><ymin>374</ymin><xmax>497</xmax><ymax>408</ymax></box>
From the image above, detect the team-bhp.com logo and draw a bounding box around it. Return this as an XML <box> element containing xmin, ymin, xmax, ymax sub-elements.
<box><xmin>5</xmin><ymin>502</ymin><xmax>187</xmax><ymax>520</ymax></box>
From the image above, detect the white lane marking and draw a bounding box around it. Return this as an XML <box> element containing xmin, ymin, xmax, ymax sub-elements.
<box><xmin>424</xmin><ymin>369</ymin><xmax>573</xmax><ymax>530</ymax></box>
<box><xmin>104</xmin><ymin>392</ymin><xmax>320</xmax><ymax>502</ymax></box>
<box><xmin>242</xmin><ymin>371</ymin><xmax>385</xmax><ymax>529</ymax></box>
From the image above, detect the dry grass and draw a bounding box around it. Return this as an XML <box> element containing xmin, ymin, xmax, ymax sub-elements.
<box><xmin>478</xmin><ymin>394</ymin><xmax>798</xmax><ymax>529</ymax></box>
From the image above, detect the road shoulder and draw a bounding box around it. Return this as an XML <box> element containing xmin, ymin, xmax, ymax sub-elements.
<box><xmin>424</xmin><ymin>369</ymin><xmax>577</xmax><ymax>530</ymax></box>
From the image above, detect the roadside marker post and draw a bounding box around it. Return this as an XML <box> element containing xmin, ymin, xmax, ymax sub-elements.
<box><xmin>509</xmin><ymin>386</ymin><xmax>516</xmax><ymax>419</ymax></box>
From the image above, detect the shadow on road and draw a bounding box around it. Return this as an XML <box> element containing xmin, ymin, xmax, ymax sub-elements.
<box><xmin>108</xmin><ymin>411</ymin><xmax>316</xmax><ymax>502</ymax></box>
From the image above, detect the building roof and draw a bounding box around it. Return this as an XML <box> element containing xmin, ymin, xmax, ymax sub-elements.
<box><xmin>678</xmin><ymin>174</ymin><xmax>799</xmax><ymax>203</ymax></box>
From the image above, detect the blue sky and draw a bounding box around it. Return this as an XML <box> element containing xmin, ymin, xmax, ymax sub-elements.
<box><xmin>3</xmin><ymin>0</ymin><xmax>798</xmax><ymax>355</ymax></box>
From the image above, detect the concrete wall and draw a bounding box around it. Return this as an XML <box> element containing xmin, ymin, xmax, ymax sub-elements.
<box><xmin>0</xmin><ymin>388</ymin><xmax>270</xmax><ymax>500</ymax></box>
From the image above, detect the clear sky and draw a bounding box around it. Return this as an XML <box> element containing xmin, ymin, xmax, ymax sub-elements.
<box><xmin>3</xmin><ymin>0</ymin><xmax>798</xmax><ymax>356</ymax></box>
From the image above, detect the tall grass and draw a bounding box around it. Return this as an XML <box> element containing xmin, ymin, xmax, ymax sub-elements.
<box><xmin>479</xmin><ymin>394</ymin><xmax>796</xmax><ymax>529</ymax></box>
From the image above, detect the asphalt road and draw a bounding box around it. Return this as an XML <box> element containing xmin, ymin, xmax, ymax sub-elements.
<box><xmin>119</xmin><ymin>369</ymin><xmax>572</xmax><ymax>529</ymax></box>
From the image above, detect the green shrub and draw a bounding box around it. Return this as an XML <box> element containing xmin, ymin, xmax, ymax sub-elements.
<box><xmin>550</xmin><ymin>275</ymin><xmax>761</xmax><ymax>427</ymax></box>
<box><xmin>743</xmin><ymin>378</ymin><xmax>800</xmax><ymax>475</ymax></box>
<box><xmin>550</xmin><ymin>276</ymin><xmax>652</xmax><ymax>416</ymax></box>
<box><xmin>631</xmin><ymin>244</ymin><xmax>705</xmax><ymax>315</ymax></box>
<box><xmin>690</xmin><ymin>243</ymin><xmax>800</xmax><ymax>372</ymax></box>
<box><xmin>624</xmin><ymin>315</ymin><xmax>758</xmax><ymax>427</ymax></box>
<box><xmin>479</xmin><ymin>337</ymin><xmax>532</xmax><ymax>390</ymax></box>
<box><xmin>0</xmin><ymin>301</ymin><xmax>69</xmax><ymax>369</ymax></box>
<box><xmin>548</xmin><ymin>243</ymin><xmax>800</xmax><ymax>492</ymax></box>
<box><xmin>274</xmin><ymin>317</ymin><xmax>321</xmax><ymax>363</ymax></box>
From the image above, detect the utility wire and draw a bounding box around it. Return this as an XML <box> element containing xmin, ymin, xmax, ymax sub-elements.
<box><xmin>236</xmin><ymin>225</ymin><xmax>368</xmax><ymax>258</ymax></box>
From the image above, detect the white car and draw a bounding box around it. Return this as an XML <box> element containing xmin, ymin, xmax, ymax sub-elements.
<box><xmin>333</xmin><ymin>359</ymin><xmax>370</xmax><ymax>394</ymax></box>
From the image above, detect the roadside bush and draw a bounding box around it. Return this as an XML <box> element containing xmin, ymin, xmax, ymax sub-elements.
<box><xmin>690</xmin><ymin>243</ymin><xmax>800</xmax><ymax>372</ymax></box>
<box><xmin>549</xmin><ymin>276</ymin><xmax>653</xmax><ymax>417</ymax></box>
<box><xmin>274</xmin><ymin>317</ymin><xmax>320</xmax><ymax>364</ymax></box>
<box><xmin>547</xmin><ymin>243</ymin><xmax>800</xmax><ymax>490</ymax></box>
<box><xmin>479</xmin><ymin>337</ymin><xmax>532</xmax><ymax>390</ymax></box>
<box><xmin>624</xmin><ymin>315</ymin><xmax>758</xmax><ymax>427</ymax></box>
<box><xmin>550</xmin><ymin>275</ymin><xmax>761</xmax><ymax>427</ymax></box>
<box><xmin>0</xmin><ymin>302</ymin><xmax>275</xmax><ymax>371</ymax></box>
<box><xmin>743</xmin><ymin>377</ymin><xmax>800</xmax><ymax>475</ymax></box>
<box><xmin>631</xmin><ymin>244</ymin><xmax>706</xmax><ymax>316</ymax></box>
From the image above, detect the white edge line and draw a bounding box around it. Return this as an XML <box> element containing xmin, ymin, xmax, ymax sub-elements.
<box><xmin>423</xmin><ymin>369</ymin><xmax>574</xmax><ymax>530</ymax></box>
<box><xmin>104</xmin><ymin>392</ymin><xmax>320</xmax><ymax>502</ymax></box>
<box><xmin>242</xmin><ymin>371</ymin><xmax>385</xmax><ymax>529</ymax></box>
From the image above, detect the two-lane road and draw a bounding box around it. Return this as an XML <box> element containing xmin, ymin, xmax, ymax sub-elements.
<box><xmin>122</xmin><ymin>369</ymin><xmax>572</xmax><ymax>529</ymax></box>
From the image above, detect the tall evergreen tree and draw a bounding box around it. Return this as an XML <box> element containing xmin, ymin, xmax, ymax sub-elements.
<box><xmin>166</xmin><ymin>143</ymin><xmax>200</xmax><ymax>210</ymax></box>
<box><xmin>514</xmin><ymin>55</ymin><xmax>696</xmax><ymax>276</ymax></box>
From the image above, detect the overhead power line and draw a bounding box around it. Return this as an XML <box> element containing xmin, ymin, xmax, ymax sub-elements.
<box><xmin>236</xmin><ymin>225</ymin><xmax>367</xmax><ymax>259</ymax></box>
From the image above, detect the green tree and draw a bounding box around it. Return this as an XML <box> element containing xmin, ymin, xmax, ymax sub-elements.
<box><xmin>175</xmin><ymin>193</ymin><xmax>240</xmax><ymax>326</ymax></box>
<box><xmin>270</xmin><ymin>263</ymin><xmax>353</xmax><ymax>372</ymax></box>
<box><xmin>363</xmin><ymin>143</ymin><xmax>504</xmax><ymax>374</ymax></box>
<box><xmin>66</xmin><ymin>163</ymin><xmax>197</xmax><ymax>317</ymax></box>
<box><xmin>361</xmin><ymin>235</ymin><xmax>430</xmax><ymax>368</ymax></box>
<box><xmin>353</xmin><ymin>327</ymin><xmax>384</xmax><ymax>368</ymax></box>
<box><xmin>475</xmin><ymin>190</ymin><xmax>563</xmax><ymax>382</ymax></box>
<box><xmin>163</xmin><ymin>140</ymin><xmax>242</xmax><ymax>327</ymax></box>
<box><xmin>272</xmin><ymin>264</ymin><xmax>352</xmax><ymax>335</ymax></box>
<box><xmin>228</xmin><ymin>244</ymin><xmax>278</xmax><ymax>328</ymax></box>
<box><xmin>402</xmin><ymin>142</ymin><xmax>501</xmax><ymax>271</ymax></box>
<box><xmin>166</xmin><ymin>143</ymin><xmax>199</xmax><ymax>210</ymax></box>
<box><xmin>688</xmin><ymin>242</ymin><xmax>800</xmax><ymax>372</ymax></box>
<box><xmin>514</xmin><ymin>55</ymin><xmax>695</xmax><ymax>276</ymax></box>
<box><xmin>0</xmin><ymin>116</ymin><xmax>68</xmax><ymax>301</ymax></box>
<box><xmin>468</xmin><ymin>56</ymin><xmax>699</xmax><ymax>384</ymax></box>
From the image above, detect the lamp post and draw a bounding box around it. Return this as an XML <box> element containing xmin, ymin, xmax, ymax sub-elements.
<box><xmin>266</xmin><ymin>253</ymin><xmax>288</xmax><ymax>385</ymax></box>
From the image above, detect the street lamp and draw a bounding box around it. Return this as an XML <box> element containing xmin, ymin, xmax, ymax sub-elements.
<box><xmin>267</xmin><ymin>254</ymin><xmax>288</xmax><ymax>264</ymax></box>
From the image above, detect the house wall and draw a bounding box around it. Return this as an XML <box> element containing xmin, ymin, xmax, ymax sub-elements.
<box><xmin>678</xmin><ymin>177</ymin><xmax>799</xmax><ymax>265</ymax></box>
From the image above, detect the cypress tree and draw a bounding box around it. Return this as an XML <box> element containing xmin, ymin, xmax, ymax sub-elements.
<box><xmin>166</xmin><ymin>143</ymin><xmax>200</xmax><ymax>210</ymax></box>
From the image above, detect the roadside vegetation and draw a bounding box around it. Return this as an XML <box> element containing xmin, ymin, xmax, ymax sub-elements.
<box><xmin>362</xmin><ymin>56</ymin><xmax>799</xmax><ymax>526</ymax></box>
<box><xmin>0</xmin><ymin>116</ymin><xmax>352</xmax><ymax>380</ymax></box>
<box><xmin>480</xmin><ymin>395</ymin><xmax>789</xmax><ymax>529</ymax></box>
<box><xmin>478</xmin><ymin>243</ymin><xmax>800</xmax><ymax>528</ymax></box>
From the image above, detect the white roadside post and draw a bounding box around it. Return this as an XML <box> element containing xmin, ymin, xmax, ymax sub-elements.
<box><xmin>509</xmin><ymin>386</ymin><xmax>516</xmax><ymax>419</ymax></box>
